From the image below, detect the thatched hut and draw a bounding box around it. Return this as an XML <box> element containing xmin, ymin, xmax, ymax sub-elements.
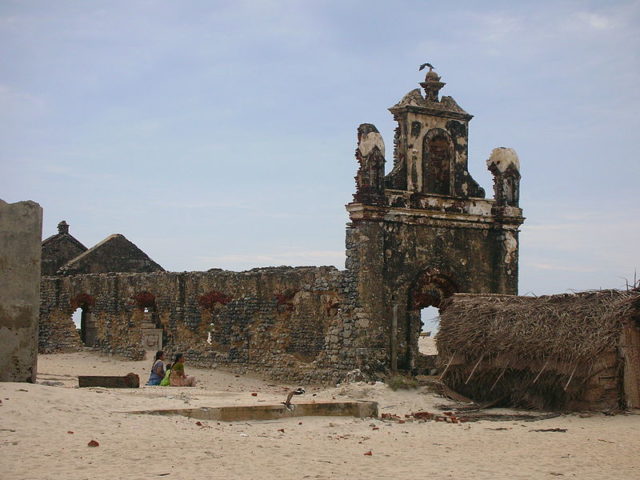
<box><xmin>436</xmin><ymin>290</ymin><xmax>640</xmax><ymax>411</ymax></box>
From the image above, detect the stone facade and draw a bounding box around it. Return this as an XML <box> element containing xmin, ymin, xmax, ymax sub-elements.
<box><xmin>1</xmin><ymin>199</ymin><xmax>42</xmax><ymax>382</ymax></box>
<box><xmin>38</xmin><ymin>69</ymin><xmax>524</xmax><ymax>382</ymax></box>
<box><xmin>345</xmin><ymin>67</ymin><xmax>524</xmax><ymax>372</ymax></box>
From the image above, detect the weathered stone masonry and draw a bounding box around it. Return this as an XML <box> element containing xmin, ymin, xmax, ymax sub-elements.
<box><xmin>40</xmin><ymin>267</ymin><xmax>360</xmax><ymax>382</ymax></box>
<box><xmin>38</xmin><ymin>69</ymin><xmax>524</xmax><ymax>382</ymax></box>
<box><xmin>345</xmin><ymin>67</ymin><xmax>524</xmax><ymax>373</ymax></box>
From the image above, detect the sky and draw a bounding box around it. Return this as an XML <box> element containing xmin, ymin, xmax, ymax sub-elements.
<box><xmin>2</xmin><ymin>0</ymin><xmax>639</xmax><ymax>303</ymax></box>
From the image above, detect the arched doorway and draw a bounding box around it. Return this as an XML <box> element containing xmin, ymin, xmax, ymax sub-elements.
<box><xmin>419</xmin><ymin>306</ymin><xmax>440</xmax><ymax>355</ymax></box>
<box><xmin>70</xmin><ymin>293</ymin><xmax>96</xmax><ymax>346</ymax></box>
<box><xmin>405</xmin><ymin>268</ymin><xmax>458</xmax><ymax>371</ymax></box>
<box><xmin>134</xmin><ymin>291</ymin><xmax>164</xmax><ymax>350</ymax></box>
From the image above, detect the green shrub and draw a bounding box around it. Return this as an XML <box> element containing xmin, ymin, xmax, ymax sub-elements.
<box><xmin>386</xmin><ymin>375</ymin><xmax>418</xmax><ymax>391</ymax></box>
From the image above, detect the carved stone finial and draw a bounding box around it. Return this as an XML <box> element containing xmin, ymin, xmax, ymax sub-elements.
<box><xmin>420</xmin><ymin>67</ymin><xmax>446</xmax><ymax>102</ymax></box>
<box><xmin>487</xmin><ymin>148</ymin><xmax>521</xmax><ymax>207</ymax></box>
<box><xmin>486</xmin><ymin>147</ymin><xmax>520</xmax><ymax>174</ymax></box>
<box><xmin>57</xmin><ymin>220</ymin><xmax>69</xmax><ymax>234</ymax></box>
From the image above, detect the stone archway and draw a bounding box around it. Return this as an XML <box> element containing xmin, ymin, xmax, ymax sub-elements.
<box><xmin>70</xmin><ymin>293</ymin><xmax>96</xmax><ymax>346</ymax></box>
<box><xmin>402</xmin><ymin>268</ymin><xmax>458</xmax><ymax>371</ymax></box>
<box><xmin>133</xmin><ymin>291</ymin><xmax>164</xmax><ymax>351</ymax></box>
<box><xmin>409</xmin><ymin>268</ymin><xmax>458</xmax><ymax>310</ymax></box>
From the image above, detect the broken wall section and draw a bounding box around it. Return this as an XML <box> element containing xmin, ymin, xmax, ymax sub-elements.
<box><xmin>0</xmin><ymin>199</ymin><xmax>42</xmax><ymax>382</ymax></box>
<box><xmin>40</xmin><ymin>266</ymin><xmax>361</xmax><ymax>383</ymax></box>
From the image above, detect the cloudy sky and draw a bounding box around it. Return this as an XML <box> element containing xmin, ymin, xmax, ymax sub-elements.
<box><xmin>2</xmin><ymin>0</ymin><xmax>639</xmax><ymax>297</ymax></box>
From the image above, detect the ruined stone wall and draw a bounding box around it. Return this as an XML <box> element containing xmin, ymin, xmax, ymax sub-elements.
<box><xmin>0</xmin><ymin>199</ymin><xmax>42</xmax><ymax>382</ymax></box>
<box><xmin>346</xmin><ymin>210</ymin><xmax>522</xmax><ymax>372</ymax></box>
<box><xmin>387</xmin><ymin>219</ymin><xmax>516</xmax><ymax>366</ymax></box>
<box><xmin>343</xmin><ymin>222</ymin><xmax>388</xmax><ymax>372</ymax></box>
<box><xmin>39</xmin><ymin>267</ymin><xmax>366</xmax><ymax>383</ymax></box>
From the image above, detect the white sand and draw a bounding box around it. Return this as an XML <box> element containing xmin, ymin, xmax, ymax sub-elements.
<box><xmin>418</xmin><ymin>335</ymin><xmax>437</xmax><ymax>355</ymax></box>
<box><xmin>1</xmin><ymin>351</ymin><xmax>639</xmax><ymax>480</ymax></box>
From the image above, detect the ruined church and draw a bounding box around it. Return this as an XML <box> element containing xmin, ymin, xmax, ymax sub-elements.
<box><xmin>38</xmin><ymin>69</ymin><xmax>524</xmax><ymax>382</ymax></box>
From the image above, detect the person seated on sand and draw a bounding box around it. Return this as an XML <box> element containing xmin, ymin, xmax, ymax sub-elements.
<box><xmin>146</xmin><ymin>350</ymin><xmax>166</xmax><ymax>386</ymax></box>
<box><xmin>169</xmin><ymin>353</ymin><xmax>196</xmax><ymax>387</ymax></box>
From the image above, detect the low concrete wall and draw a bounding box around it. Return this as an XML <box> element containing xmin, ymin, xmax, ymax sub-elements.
<box><xmin>0</xmin><ymin>199</ymin><xmax>42</xmax><ymax>382</ymax></box>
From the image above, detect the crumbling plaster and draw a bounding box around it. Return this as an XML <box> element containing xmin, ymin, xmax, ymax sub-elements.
<box><xmin>1</xmin><ymin>199</ymin><xmax>42</xmax><ymax>382</ymax></box>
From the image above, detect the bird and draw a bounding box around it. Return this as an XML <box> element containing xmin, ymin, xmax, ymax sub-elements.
<box><xmin>419</xmin><ymin>63</ymin><xmax>434</xmax><ymax>71</ymax></box>
<box><xmin>282</xmin><ymin>387</ymin><xmax>305</xmax><ymax>409</ymax></box>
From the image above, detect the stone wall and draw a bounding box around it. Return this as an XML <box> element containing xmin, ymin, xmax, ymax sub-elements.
<box><xmin>0</xmin><ymin>199</ymin><xmax>42</xmax><ymax>382</ymax></box>
<box><xmin>39</xmin><ymin>266</ymin><xmax>367</xmax><ymax>383</ymax></box>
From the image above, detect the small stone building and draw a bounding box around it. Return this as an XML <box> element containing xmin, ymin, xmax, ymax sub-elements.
<box><xmin>41</xmin><ymin>221</ymin><xmax>87</xmax><ymax>276</ymax></box>
<box><xmin>59</xmin><ymin>233</ymin><xmax>164</xmax><ymax>275</ymax></box>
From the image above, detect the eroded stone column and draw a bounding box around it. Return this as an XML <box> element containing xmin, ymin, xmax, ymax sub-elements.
<box><xmin>0</xmin><ymin>199</ymin><xmax>42</xmax><ymax>382</ymax></box>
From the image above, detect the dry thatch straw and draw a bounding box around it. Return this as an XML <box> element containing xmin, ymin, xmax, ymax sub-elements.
<box><xmin>437</xmin><ymin>290</ymin><xmax>639</xmax><ymax>367</ymax></box>
<box><xmin>435</xmin><ymin>290</ymin><xmax>640</xmax><ymax>409</ymax></box>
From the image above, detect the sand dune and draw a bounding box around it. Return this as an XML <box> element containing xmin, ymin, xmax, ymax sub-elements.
<box><xmin>0</xmin><ymin>351</ymin><xmax>638</xmax><ymax>480</ymax></box>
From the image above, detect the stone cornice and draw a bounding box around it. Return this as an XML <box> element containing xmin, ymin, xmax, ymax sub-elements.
<box><xmin>346</xmin><ymin>202</ymin><xmax>524</xmax><ymax>230</ymax></box>
<box><xmin>388</xmin><ymin>104</ymin><xmax>473</xmax><ymax>122</ymax></box>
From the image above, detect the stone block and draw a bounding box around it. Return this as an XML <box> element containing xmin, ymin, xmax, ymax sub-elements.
<box><xmin>78</xmin><ymin>373</ymin><xmax>140</xmax><ymax>388</ymax></box>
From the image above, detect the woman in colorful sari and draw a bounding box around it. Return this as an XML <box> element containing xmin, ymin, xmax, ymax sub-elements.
<box><xmin>146</xmin><ymin>350</ymin><xmax>166</xmax><ymax>386</ymax></box>
<box><xmin>169</xmin><ymin>353</ymin><xmax>196</xmax><ymax>387</ymax></box>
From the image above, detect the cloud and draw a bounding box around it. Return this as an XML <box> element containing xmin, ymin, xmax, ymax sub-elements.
<box><xmin>574</xmin><ymin>12</ymin><xmax>615</xmax><ymax>30</ymax></box>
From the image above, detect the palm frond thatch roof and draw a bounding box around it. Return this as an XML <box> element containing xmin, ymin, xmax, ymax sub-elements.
<box><xmin>437</xmin><ymin>290</ymin><xmax>640</xmax><ymax>365</ymax></box>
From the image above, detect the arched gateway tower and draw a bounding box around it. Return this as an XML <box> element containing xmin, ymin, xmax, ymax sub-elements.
<box><xmin>346</xmin><ymin>68</ymin><xmax>524</xmax><ymax>372</ymax></box>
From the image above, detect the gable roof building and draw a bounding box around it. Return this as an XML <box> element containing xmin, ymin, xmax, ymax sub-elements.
<box><xmin>41</xmin><ymin>221</ymin><xmax>88</xmax><ymax>276</ymax></box>
<box><xmin>58</xmin><ymin>233</ymin><xmax>164</xmax><ymax>275</ymax></box>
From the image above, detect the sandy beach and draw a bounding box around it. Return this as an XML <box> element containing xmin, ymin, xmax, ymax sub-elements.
<box><xmin>1</xmin><ymin>350</ymin><xmax>638</xmax><ymax>480</ymax></box>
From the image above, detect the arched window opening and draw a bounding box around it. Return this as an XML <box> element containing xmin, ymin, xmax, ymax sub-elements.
<box><xmin>134</xmin><ymin>291</ymin><xmax>166</xmax><ymax>350</ymax></box>
<box><xmin>71</xmin><ymin>306</ymin><xmax>95</xmax><ymax>346</ymax></box>
<box><xmin>72</xmin><ymin>308</ymin><xmax>82</xmax><ymax>331</ymax></box>
<box><xmin>132</xmin><ymin>291</ymin><xmax>161</xmax><ymax>328</ymax></box>
<box><xmin>404</xmin><ymin>269</ymin><xmax>457</xmax><ymax>371</ymax></box>
<box><xmin>70</xmin><ymin>293</ymin><xmax>96</xmax><ymax>347</ymax></box>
